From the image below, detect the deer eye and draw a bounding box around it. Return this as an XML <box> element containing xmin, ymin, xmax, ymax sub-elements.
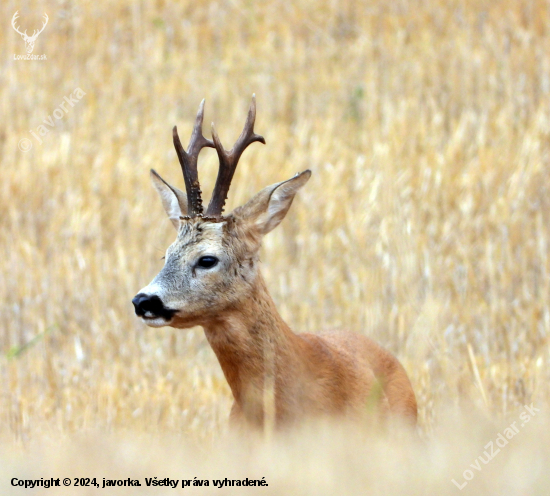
<box><xmin>197</xmin><ymin>256</ymin><xmax>219</xmax><ymax>269</ymax></box>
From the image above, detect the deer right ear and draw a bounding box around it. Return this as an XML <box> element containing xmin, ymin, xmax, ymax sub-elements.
<box><xmin>150</xmin><ymin>169</ymin><xmax>188</xmax><ymax>229</ymax></box>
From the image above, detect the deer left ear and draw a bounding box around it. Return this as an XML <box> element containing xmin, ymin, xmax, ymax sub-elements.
<box><xmin>233</xmin><ymin>170</ymin><xmax>311</xmax><ymax>235</ymax></box>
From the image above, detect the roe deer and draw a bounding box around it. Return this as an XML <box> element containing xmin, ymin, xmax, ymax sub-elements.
<box><xmin>132</xmin><ymin>96</ymin><xmax>417</xmax><ymax>428</ymax></box>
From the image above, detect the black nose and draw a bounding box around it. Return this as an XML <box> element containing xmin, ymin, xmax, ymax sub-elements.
<box><xmin>132</xmin><ymin>293</ymin><xmax>167</xmax><ymax>318</ymax></box>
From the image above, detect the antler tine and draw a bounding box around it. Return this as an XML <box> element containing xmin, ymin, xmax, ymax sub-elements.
<box><xmin>173</xmin><ymin>99</ymin><xmax>214</xmax><ymax>217</ymax></box>
<box><xmin>11</xmin><ymin>11</ymin><xmax>27</xmax><ymax>36</ymax></box>
<box><xmin>31</xmin><ymin>13</ymin><xmax>48</xmax><ymax>39</ymax></box>
<box><xmin>206</xmin><ymin>95</ymin><xmax>265</xmax><ymax>217</ymax></box>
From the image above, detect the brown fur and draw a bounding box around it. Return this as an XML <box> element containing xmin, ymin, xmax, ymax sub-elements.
<box><xmin>203</xmin><ymin>275</ymin><xmax>417</xmax><ymax>428</ymax></box>
<box><xmin>137</xmin><ymin>170</ymin><xmax>417</xmax><ymax>429</ymax></box>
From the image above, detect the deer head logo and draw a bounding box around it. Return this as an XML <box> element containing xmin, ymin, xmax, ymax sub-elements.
<box><xmin>11</xmin><ymin>11</ymin><xmax>48</xmax><ymax>54</ymax></box>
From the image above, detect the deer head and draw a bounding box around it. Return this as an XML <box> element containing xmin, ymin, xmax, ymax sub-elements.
<box><xmin>12</xmin><ymin>11</ymin><xmax>48</xmax><ymax>54</ymax></box>
<box><xmin>133</xmin><ymin>96</ymin><xmax>311</xmax><ymax>328</ymax></box>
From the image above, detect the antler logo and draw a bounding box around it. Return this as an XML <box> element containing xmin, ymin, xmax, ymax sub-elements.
<box><xmin>11</xmin><ymin>11</ymin><xmax>48</xmax><ymax>54</ymax></box>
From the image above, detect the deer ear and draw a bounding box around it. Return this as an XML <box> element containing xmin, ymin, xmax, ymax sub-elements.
<box><xmin>233</xmin><ymin>170</ymin><xmax>311</xmax><ymax>235</ymax></box>
<box><xmin>150</xmin><ymin>169</ymin><xmax>188</xmax><ymax>229</ymax></box>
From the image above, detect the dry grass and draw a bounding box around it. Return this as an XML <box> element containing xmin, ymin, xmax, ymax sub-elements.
<box><xmin>2</xmin><ymin>0</ymin><xmax>550</xmax><ymax>493</ymax></box>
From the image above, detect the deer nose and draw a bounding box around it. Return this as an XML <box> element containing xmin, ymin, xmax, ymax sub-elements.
<box><xmin>132</xmin><ymin>293</ymin><xmax>166</xmax><ymax>318</ymax></box>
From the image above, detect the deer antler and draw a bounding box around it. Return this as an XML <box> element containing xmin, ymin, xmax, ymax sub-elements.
<box><xmin>173</xmin><ymin>99</ymin><xmax>214</xmax><ymax>217</ymax></box>
<box><xmin>11</xmin><ymin>11</ymin><xmax>27</xmax><ymax>37</ymax></box>
<box><xmin>206</xmin><ymin>95</ymin><xmax>265</xmax><ymax>217</ymax></box>
<box><xmin>29</xmin><ymin>13</ymin><xmax>48</xmax><ymax>40</ymax></box>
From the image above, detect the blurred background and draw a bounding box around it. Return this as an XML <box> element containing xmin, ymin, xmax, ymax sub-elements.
<box><xmin>1</xmin><ymin>0</ymin><xmax>550</xmax><ymax>493</ymax></box>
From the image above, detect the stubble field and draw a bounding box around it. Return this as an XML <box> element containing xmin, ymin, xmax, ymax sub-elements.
<box><xmin>1</xmin><ymin>0</ymin><xmax>550</xmax><ymax>494</ymax></box>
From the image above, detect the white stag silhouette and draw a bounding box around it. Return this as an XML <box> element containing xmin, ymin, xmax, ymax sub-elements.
<box><xmin>12</xmin><ymin>11</ymin><xmax>48</xmax><ymax>54</ymax></box>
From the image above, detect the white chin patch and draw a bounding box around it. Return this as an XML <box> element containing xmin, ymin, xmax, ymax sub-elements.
<box><xmin>141</xmin><ymin>316</ymin><xmax>170</xmax><ymax>328</ymax></box>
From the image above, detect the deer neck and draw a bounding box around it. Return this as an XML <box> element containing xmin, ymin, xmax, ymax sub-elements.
<box><xmin>201</xmin><ymin>273</ymin><xmax>302</xmax><ymax>422</ymax></box>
